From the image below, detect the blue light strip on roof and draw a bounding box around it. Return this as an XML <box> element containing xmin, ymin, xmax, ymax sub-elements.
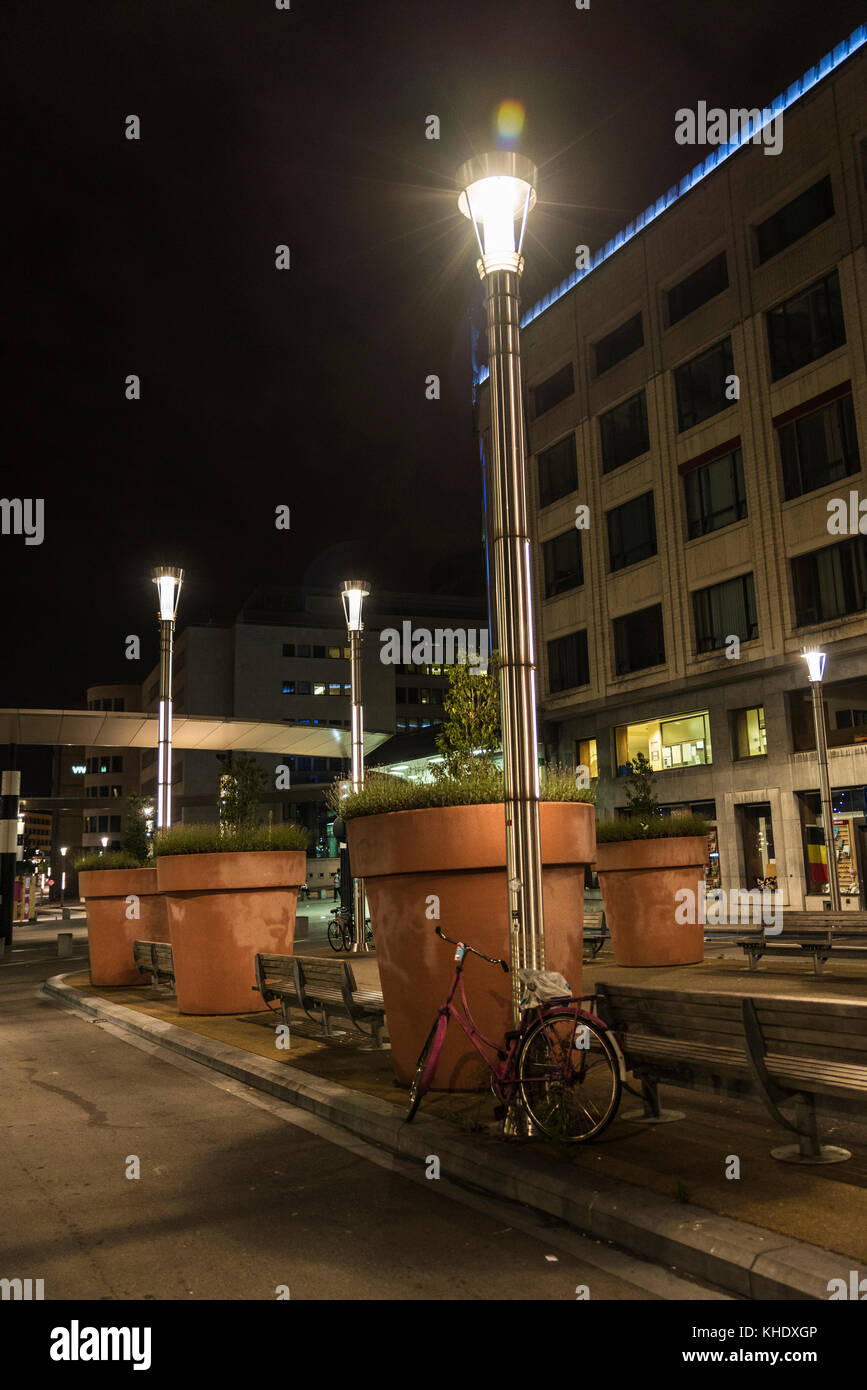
<box><xmin>474</xmin><ymin>23</ymin><xmax>866</xmax><ymax>386</ymax></box>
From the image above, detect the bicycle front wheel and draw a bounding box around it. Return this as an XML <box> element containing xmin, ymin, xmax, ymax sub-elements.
<box><xmin>518</xmin><ymin>1012</ymin><xmax>621</xmax><ymax>1143</ymax></box>
<box><xmin>405</xmin><ymin>1014</ymin><xmax>448</xmax><ymax>1123</ymax></box>
<box><xmin>327</xmin><ymin>919</ymin><xmax>345</xmax><ymax>952</ymax></box>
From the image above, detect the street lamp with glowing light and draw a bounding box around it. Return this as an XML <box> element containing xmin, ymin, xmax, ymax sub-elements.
<box><xmin>801</xmin><ymin>647</ymin><xmax>840</xmax><ymax>910</ymax></box>
<box><xmin>152</xmin><ymin>565</ymin><xmax>184</xmax><ymax>830</ymax></box>
<box><xmin>340</xmin><ymin>579</ymin><xmax>371</xmax><ymax>952</ymax></box>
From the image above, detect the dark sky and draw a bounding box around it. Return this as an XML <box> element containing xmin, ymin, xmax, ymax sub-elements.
<box><xmin>4</xmin><ymin>0</ymin><xmax>865</xmax><ymax>718</ymax></box>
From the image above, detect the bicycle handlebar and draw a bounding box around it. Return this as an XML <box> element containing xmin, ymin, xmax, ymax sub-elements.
<box><xmin>435</xmin><ymin>924</ymin><xmax>509</xmax><ymax>972</ymax></box>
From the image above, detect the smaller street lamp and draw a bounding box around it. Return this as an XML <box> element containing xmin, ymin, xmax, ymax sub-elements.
<box><xmin>60</xmin><ymin>845</ymin><xmax>67</xmax><ymax>915</ymax></box>
<box><xmin>341</xmin><ymin>580</ymin><xmax>371</xmax><ymax>953</ymax></box>
<box><xmin>801</xmin><ymin>648</ymin><xmax>841</xmax><ymax>911</ymax></box>
<box><xmin>100</xmin><ymin>836</ymin><xmax>109</xmax><ymax>854</ymax></box>
<box><xmin>152</xmin><ymin>565</ymin><xmax>184</xmax><ymax>830</ymax></box>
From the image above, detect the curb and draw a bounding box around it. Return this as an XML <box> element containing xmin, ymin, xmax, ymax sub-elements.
<box><xmin>43</xmin><ymin>972</ymin><xmax>853</xmax><ymax>1301</ymax></box>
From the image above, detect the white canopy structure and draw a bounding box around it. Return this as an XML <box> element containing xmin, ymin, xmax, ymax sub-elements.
<box><xmin>0</xmin><ymin>709</ymin><xmax>391</xmax><ymax>759</ymax></box>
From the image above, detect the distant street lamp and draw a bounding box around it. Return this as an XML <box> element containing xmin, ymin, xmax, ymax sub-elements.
<box><xmin>801</xmin><ymin>648</ymin><xmax>841</xmax><ymax>911</ymax></box>
<box><xmin>100</xmin><ymin>836</ymin><xmax>109</xmax><ymax>854</ymax></box>
<box><xmin>341</xmin><ymin>579</ymin><xmax>371</xmax><ymax>953</ymax></box>
<box><xmin>152</xmin><ymin>566</ymin><xmax>184</xmax><ymax>830</ymax></box>
<box><xmin>60</xmin><ymin>845</ymin><xmax>67</xmax><ymax>914</ymax></box>
<box><xmin>456</xmin><ymin>151</ymin><xmax>544</xmax><ymax>1019</ymax></box>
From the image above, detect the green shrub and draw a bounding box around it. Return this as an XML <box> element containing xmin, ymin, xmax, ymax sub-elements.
<box><xmin>217</xmin><ymin>752</ymin><xmax>268</xmax><ymax>830</ymax></box>
<box><xmin>330</xmin><ymin>765</ymin><xmax>595</xmax><ymax>820</ymax></box>
<box><xmin>595</xmin><ymin>814</ymin><xmax>710</xmax><ymax>843</ymax></box>
<box><xmin>623</xmin><ymin>752</ymin><xmax>660</xmax><ymax>816</ymax></box>
<box><xmin>155</xmin><ymin>822</ymin><xmax>309</xmax><ymax>857</ymax></box>
<box><xmin>75</xmin><ymin>851</ymin><xmax>145</xmax><ymax>872</ymax></box>
<box><xmin>122</xmin><ymin>795</ymin><xmax>153</xmax><ymax>864</ymax></box>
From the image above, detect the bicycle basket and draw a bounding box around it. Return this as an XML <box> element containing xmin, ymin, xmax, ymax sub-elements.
<box><xmin>517</xmin><ymin>969</ymin><xmax>572</xmax><ymax>1010</ymax></box>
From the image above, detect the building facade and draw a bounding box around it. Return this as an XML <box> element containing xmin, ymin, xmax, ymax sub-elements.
<box><xmin>476</xmin><ymin>36</ymin><xmax>867</xmax><ymax>909</ymax></box>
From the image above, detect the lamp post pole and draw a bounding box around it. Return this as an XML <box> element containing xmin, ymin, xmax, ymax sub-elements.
<box><xmin>60</xmin><ymin>846</ymin><xmax>67</xmax><ymax>915</ymax></box>
<box><xmin>152</xmin><ymin>567</ymin><xmax>184</xmax><ymax>831</ymax></box>
<box><xmin>341</xmin><ymin>580</ymin><xmax>371</xmax><ymax>953</ymax></box>
<box><xmin>457</xmin><ymin>152</ymin><xmax>545</xmax><ymax>1021</ymax></box>
<box><xmin>802</xmin><ymin>649</ymin><xmax>841</xmax><ymax>911</ymax></box>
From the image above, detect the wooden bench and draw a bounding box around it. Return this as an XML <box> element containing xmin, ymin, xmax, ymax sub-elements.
<box><xmin>133</xmin><ymin>940</ymin><xmax>175</xmax><ymax>989</ymax></box>
<box><xmin>583</xmin><ymin>909</ymin><xmax>609</xmax><ymax>960</ymax></box>
<box><xmin>594</xmin><ymin>980</ymin><xmax>867</xmax><ymax>1163</ymax></box>
<box><xmin>254</xmin><ymin>953</ymin><xmax>388</xmax><ymax>1047</ymax></box>
<box><xmin>737</xmin><ymin>926</ymin><xmax>867</xmax><ymax>976</ymax></box>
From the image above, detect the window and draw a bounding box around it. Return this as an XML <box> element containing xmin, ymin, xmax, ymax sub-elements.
<box><xmin>98</xmin><ymin>816</ymin><xmax>108</xmax><ymax>832</ymax></box>
<box><xmin>577</xmin><ymin>738</ymin><xmax>598</xmax><ymax>779</ymax></box>
<box><xmin>282</xmin><ymin>643</ymin><xmax>295</xmax><ymax>657</ymax></box>
<box><xmin>328</xmin><ymin>646</ymin><xmax>341</xmax><ymax>659</ymax></box>
<box><xmin>607</xmin><ymin>492</ymin><xmax>656</xmax><ymax>572</ymax></box>
<box><xmin>675</xmin><ymin>337</ymin><xmax>734</xmax><ymax>431</ymax></box>
<box><xmin>684</xmin><ymin>447</ymin><xmax>747</xmax><ymax>538</ymax></box>
<box><xmin>313</xmin><ymin>645</ymin><xmax>325</xmax><ymax>658</ymax></box>
<box><xmin>343</xmin><ymin>683</ymin><xmax>351</xmax><ymax>695</ymax></box>
<box><xmin>111</xmin><ymin>785</ymin><xmax>122</xmax><ymax>798</ymax></box>
<box><xmin>600</xmin><ymin>391</ymin><xmax>649</xmax><ymax>473</ymax></box>
<box><xmin>297</xmin><ymin>681</ymin><xmax>311</xmax><ymax>695</ymax></box>
<box><xmin>756</xmin><ymin>175</ymin><xmax>834</xmax><ymax>264</ymax></box>
<box><xmin>313</xmin><ymin>683</ymin><xmax>326</xmax><ymax>696</ymax></box>
<box><xmin>343</xmin><ymin>646</ymin><xmax>351</xmax><ymax>659</ymax></box>
<box><xmin>538</xmin><ymin>434</ymin><xmax>577</xmax><ymax>507</ymax></box>
<box><xmin>779</xmin><ymin>393</ymin><xmax>859</xmax><ymax>499</ymax></box>
<box><xmin>767</xmin><ymin>271</ymin><xmax>845</xmax><ymax>380</ymax></box>
<box><xmin>547</xmin><ymin>630</ymin><xmax>589</xmax><ymax>693</ymax></box>
<box><xmin>693</xmin><ymin>573</ymin><xmax>758</xmax><ymax>652</ymax></box>
<box><xmin>792</xmin><ymin>536</ymin><xmax>867</xmax><ymax>626</ymax></box>
<box><xmin>297</xmin><ymin>643</ymin><xmax>311</xmax><ymax>658</ymax></box>
<box><xmin>532</xmin><ymin>363</ymin><xmax>574</xmax><ymax>418</ymax></box>
<box><xmin>732</xmin><ymin>706</ymin><xmax>767</xmax><ymax>759</ymax></box>
<box><xmin>594</xmin><ymin>314</ymin><xmax>643</xmax><ymax>374</ymax></box>
<box><xmin>282</xmin><ymin>682</ymin><xmax>295</xmax><ymax>694</ymax></box>
<box><xmin>613</xmin><ymin>604</ymin><xmax>665</xmax><ymax>675</ymax></box>
<box><xmin>542</xmin><ymin>530</ymin><xmax>583</xmax><ymax>597</ymax></box>
<box><xmin>110</xmin><ymin>816</ymin><xmax>121</xmax><ymax>832</ymax></box>
<box><xmin>84</xmin><ymin>817</ymin><xmax>96</xmax><ymax>833</ymax></box>
<box><xmin>99</xmin><ymin>785</ymin><xmax>109</xmax><ymax>798</ymax></box>
<box><xmin>667</xmin><ymin>252</ymin><xmax>729</xmax><ymax>326</ymax></box>
<box><xmin>396</xmin><ymin>688</ymin><xmax>406</xmax><ymax>704</ymax></box>
<box><xmin>111</xmin><ymin>756</ymin><xmax>123</xmax><ymax>772</ymax></box>
<box><xmin>99</xmin><ymin>760</ymin><xmax>109</xmax><ymax>774</ymax></box>
<box><xmin>615</xmin><ymin>711</ymin><xmax>712</xmax><ymax>771</ymax></box>
<box><xmin>328</xmin><ymin>683</ymin><xmax>341</xmax><ymax>696</ymax></box>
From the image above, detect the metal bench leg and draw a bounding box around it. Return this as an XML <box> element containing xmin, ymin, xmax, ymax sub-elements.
<box><xmin>280</xmin><ymin>999</ymin><xmax>291</xmax><ymax>1045</ymax></box>
<box><xmin>748</xmin><ymin>951</ymin><xmax>759</xmax><ymax>972</ymax></box>
<box><xmin>622</xmin><ymin>1076</ymin><xmax>685</xmax><ymax>1125</ymax></box>
<box><xmin>771</xmin><ymin>1096</ymin><xmax>851</xmax><ymax>1165</ymax></box>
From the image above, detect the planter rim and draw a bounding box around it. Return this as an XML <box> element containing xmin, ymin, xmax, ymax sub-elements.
<box><xmin>157</xmin><ymin>847</ymin><xmax>307</xmax><ymax>892</ymax></box>
<box><xmin>344</xmin><ymin>798</ymin><xmax>594</xmax><ymax>824</ymax></box>
<box><xmin>78</xmin><ymin>865</ymin><xmax>158</xmax><ymax>899</ymax></box>
<box><xmin>595</xmin><ymin>835</ymin><xmax>709</xmax><ymax>871</ymax></box>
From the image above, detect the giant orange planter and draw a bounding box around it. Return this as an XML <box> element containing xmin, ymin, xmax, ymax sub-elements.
<box><xmin>347</xmin><ymin>802</ymin><xmax>594</xmax><ymax>1089</ymax></box>
<box><xmin>595</xmin><ymin>836</ymin><xmax>709</xmax><ymax>967</ymax></box>
<box><xmin>157</xmin><ymin>851</ymin><xmax>306</xmax><ymax>1014</ymax></box>
<box><xmin>79</xmin><ymin>867</ymin><xmax>170</xmax><ymax>987</ymax></box>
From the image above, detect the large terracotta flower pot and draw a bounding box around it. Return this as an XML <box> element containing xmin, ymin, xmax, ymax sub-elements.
<box><xmin>347</xmin><ymin>802</ymin><xmax>594</xmax><ymax>1089</ymax></box>
<box><xmin>157</xmin><ymin>851</ymin><xmax>306</xmax><ymax>1014</ymax></box>
<box><xmin>79</xmin><ymin>867</ymin><xmax>170</xmax><ymax>987</ymax></box>
<box><xmin>595</xmin><ymin>836</ymin><xmax>709</xmax><ymax>967</ymax></box>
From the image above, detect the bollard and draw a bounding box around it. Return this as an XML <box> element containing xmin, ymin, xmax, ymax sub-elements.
<box><xmin>57</xmin><ymin>932</ymin><xmax>73</xmax><ymax>958</ymax></box>
<box><xmin>61</xmin><ymin>907</ymin><xmax>71</xmax><ymax>921</ymax></box>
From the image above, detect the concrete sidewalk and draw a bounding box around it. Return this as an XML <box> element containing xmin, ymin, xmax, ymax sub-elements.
<box><xmin>43</xmin><ymin>962</ymin><xmax>867</xmax><ymax>1301</ymax></box>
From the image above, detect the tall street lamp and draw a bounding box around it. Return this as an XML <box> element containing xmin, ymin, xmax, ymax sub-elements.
<box><xmin>457</xmin><ymin>151</ymin><xmax>544</xmax><ymax>1018</ymax></box>
<box><xmin>801</xmin><ymin>648</ymin><xmax>841</xmax><ymax>911</ymax></box>
<box><xmin>152</xmin><ymin>566</ymin><xmax>184</xmax><ymax>830</ymax></box>
<box><xmin>341</xmin><ymin>579</ymin><xmax>371</xmax><ymax>953</ymax></box>
<box><xmin>60</xmin><ymin>845</ymin><xmax>67</xmax><ymax>916</ymax></box>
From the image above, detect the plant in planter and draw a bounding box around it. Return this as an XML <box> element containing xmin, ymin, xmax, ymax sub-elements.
<box><xmin>329</xmin><ymin>655</ymin><xmax>596</xmax><ymax>1090</ymax></box>
<box><xmin>595</xmin><ymin>754</ymin><xmax>710</xmax><ymax>967</ymax></box>
<box><xmin>155</xmin><ymin>776</ymin><xmax>309</xmax><ymax>1015</ymax></box>
<box><xmin>76</xmin><ymin>799</ymin><xmax>169</xmax><ymax>988</ymax></box>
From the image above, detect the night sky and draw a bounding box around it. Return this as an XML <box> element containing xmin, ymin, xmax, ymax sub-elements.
<box><xmin>4</xmin><ymin>0</ymin><xmax>865</xmax><ymax>735</ymax></box>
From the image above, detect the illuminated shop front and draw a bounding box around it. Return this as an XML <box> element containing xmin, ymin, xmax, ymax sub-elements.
<box><xmin>799</xmin><ymin>788</ymin><xmax>866</xmax><ymax>907</ymax></box>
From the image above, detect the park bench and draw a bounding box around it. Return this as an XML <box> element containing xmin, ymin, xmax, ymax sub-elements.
<box><xmin>594</xmin><ymin>979</ymin><xmax>867</xmax><ymax>1163</ymax></box>
<box><xmin>736</xmin><ymin>918</ymin><xmax>867</xmax><ymax>976</ymax></box>
<box><xmin>583</xmin><ymin>909</ymin><xmax>609</xmax><ymax>960</ymax></box>
<box><xmin>133</xmin><ymin>940</ymin><xmax>175</xmax><ymax>989</ymax></box>
<box><xmin>254</xmin><ymin>953</ymin><xmax>388</xmax><ymax>1047</ymax></box>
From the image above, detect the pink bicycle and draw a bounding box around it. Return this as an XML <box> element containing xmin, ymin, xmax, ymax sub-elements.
<box><xmin>405</xmin><ymin>926</ymin><xmax>622</xmax><ymax>1142</ymax></box>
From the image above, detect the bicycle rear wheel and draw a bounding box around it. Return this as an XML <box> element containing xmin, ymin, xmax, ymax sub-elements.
<box><xmin>405</xmin><ymin>1014</ymin><xmax>448</xmax><ymax>1123</ymax></box>
<box><xmin>327</xmin><ymin>918</ymin><xmax>345</xmax><ymax>952</ymax></box>
<box><xmin>518</xmin><ymin>1011</ymin><xmax>620</xmax><ymax>1143</ymax></box>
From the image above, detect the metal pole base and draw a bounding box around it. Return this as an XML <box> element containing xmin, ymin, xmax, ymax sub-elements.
<box><xmin>622</xmin><ymin>1108</ymin><xmax>685</xmax><ymax>1124</ymax></box>
<box><xmin>770</xmin><ymin>1143</ymin><xmax>850</xmax><ymax>1164</ymax></box>
<box><xmin>501</xmin><ymin>1102</ymin><xmax>534</xmax><ymax>1138</ymax></box>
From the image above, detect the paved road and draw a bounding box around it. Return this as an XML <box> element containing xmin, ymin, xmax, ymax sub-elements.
<box><xmin>0</xmin><ymin>946</ymin><xmax>730</xmax><ymax>1301</ymax></box>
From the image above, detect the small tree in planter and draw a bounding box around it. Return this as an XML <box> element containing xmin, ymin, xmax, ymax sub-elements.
<box><xmin>595</xmin><ymin>753</ymin><xmax>709</xmax><ymax>968</ymax></box>
<box><xmin>154</xmin><ymin>757</ymin><xmax>308</xmax><ymax>1015</ymax></box>
<box><xmin>329</xmin><ymin>654</ymin><xmax>596</xmax><ymax>1089</ymax></box>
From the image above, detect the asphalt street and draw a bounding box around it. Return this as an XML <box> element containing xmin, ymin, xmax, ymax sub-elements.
<box><xmin>0</xmin><ymin>942</ymin><xmax>730</xmax><ymax>1301</ymax></box>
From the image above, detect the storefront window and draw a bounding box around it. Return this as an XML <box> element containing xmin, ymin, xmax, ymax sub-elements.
<box><xmin>739</xmin><ymin>802</ymin><xmax>776</xmax><ymax>889</ymax></box>
<box><xmin>800</xmin><ymin>789</ymin><xmax>864</xmax><ymax>903</ymax></box>
<box><xmin>615</xmin><ymin>711</ymin><xmax>712</xmax><ymax>773</ymax></box>
<box><xmin>577</xmin><ymin>738</ymin><xmax>598</xmax><ymax>779</ymax></box>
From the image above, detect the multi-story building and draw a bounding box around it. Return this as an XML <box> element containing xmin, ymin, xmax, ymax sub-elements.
<box><xmin>475</xmin><ymin>32</ymin><xmax>867</xmax><ymax>908</ymax></box>
<box><xmin>80</xmin><ymin>685</ymin><xmax>142</xmax><ymax>853</ymax></box>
